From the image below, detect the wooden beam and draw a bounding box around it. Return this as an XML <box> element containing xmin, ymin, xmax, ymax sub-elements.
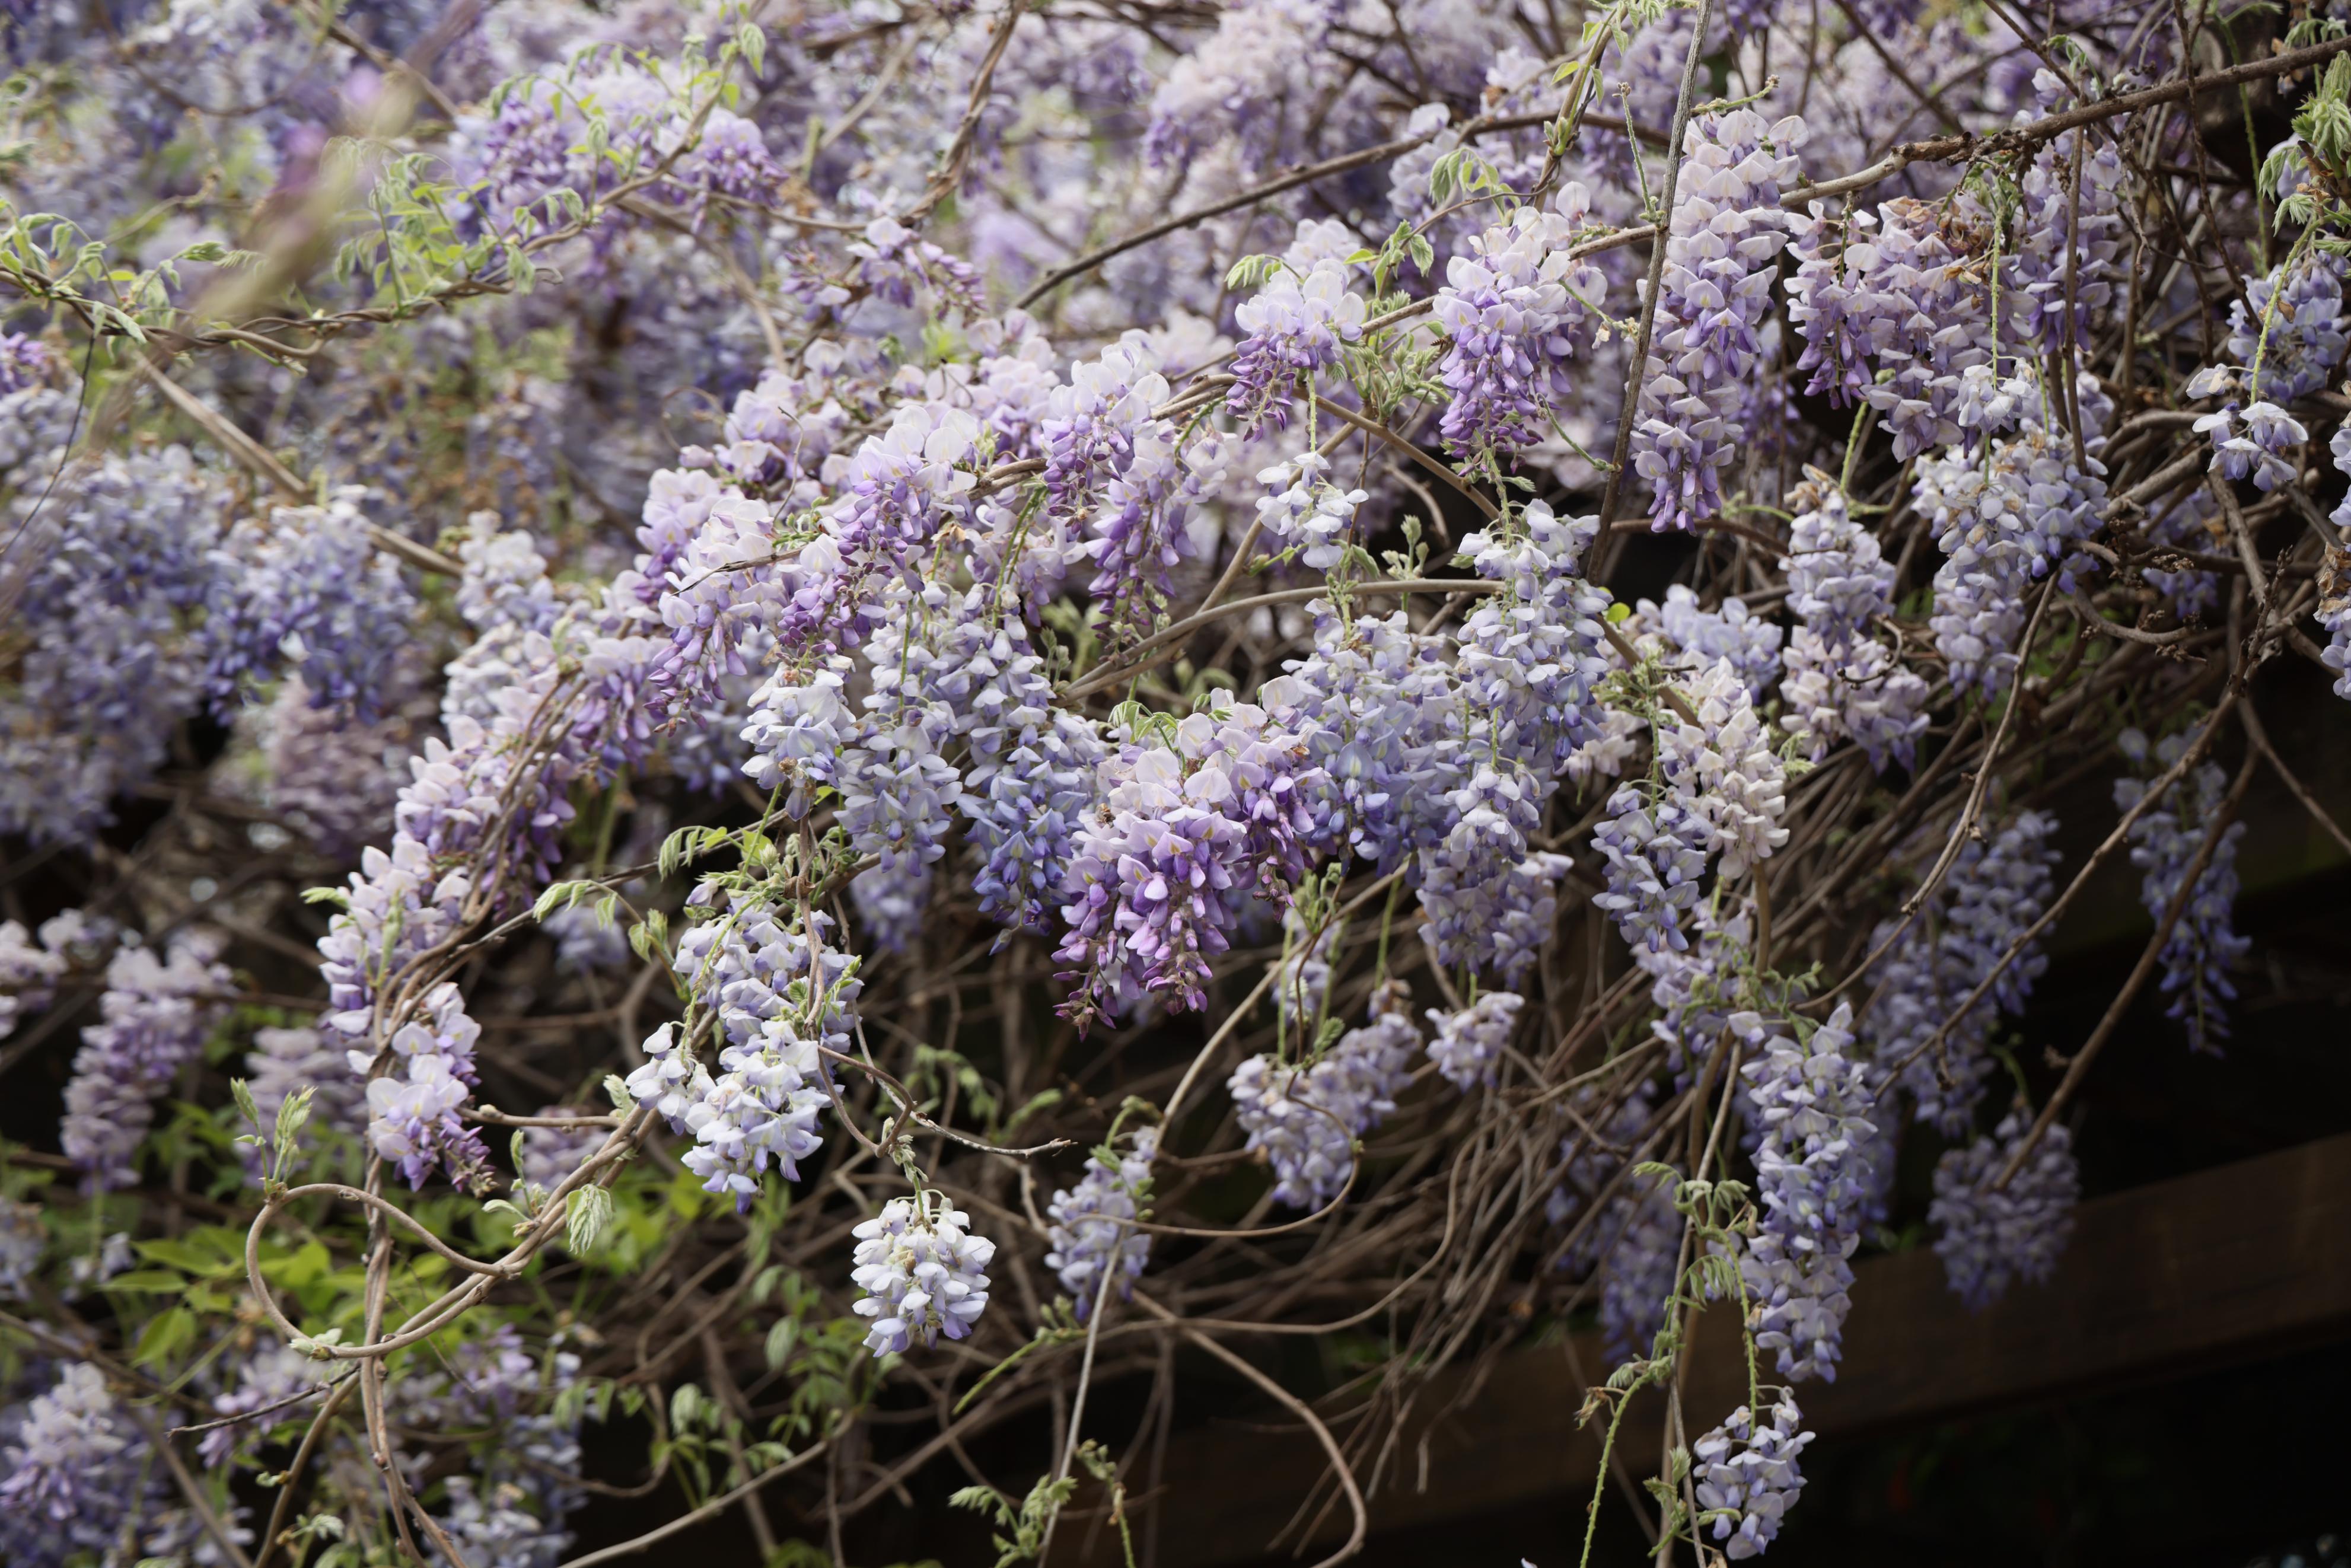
<box><xmin>1129</xmin><ymin>1132</ymin><xmax>2351</xmax><ymax>1567</ymax></box>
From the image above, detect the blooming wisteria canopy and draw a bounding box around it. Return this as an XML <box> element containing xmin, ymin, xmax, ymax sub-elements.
<box><xmin>0</xmin><ymin>0</ymin><xmax>2344</xmax><ymax>1561</ymax></box>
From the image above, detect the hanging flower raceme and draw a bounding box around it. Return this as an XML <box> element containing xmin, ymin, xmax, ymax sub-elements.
<box><xmin>1659</xmin><ymin>658</ymin><xmax>1791</xmax><ymax>880</ymax></box>
<box><xmin>0</xmin><ymin>1362</ymin><xmax>185</xmax><ymax>1568</ymax></box>
<box><xmin>362</xmin><ymin>981</ymin><xmax>494</xmax><ymax>1191</ymax></box>
<box><xmin>1692</xmin><ymin>1395</ymin><xmax>1812</xmax><ymax>1559</ymax></box>
<box><xmin>1057</xmin><ymin>701</ymin><xmax>1330</xmax><ymax>1030</ymax></box>
<box><xmin>1429</xmin><ymin>185</ymin><xmax>1607</xmax><ymax>457</ymax></box>
<box><xmin>1044</xmin><ymin>1127</ymin><xmax>1158</xmax><ymax>1318</ymax></box>
<box><xmin>780</xmin><ymin>403</ymin><xmax>982</xmax><ymax>658</ymax></box>
<box><xmin>629</xmin><ymin>896</ymin><xmax>861</xmax><ymax>1213</ymax></box>
<box><xmin>0</xmin><ymin>909</ymin><xmax>110</xmax><ymax>1039</ymax></box>
<box><xmin>1418</xmin><ymin>503</ymin><xmax>1610</xmax><ymax>983</ymax></box>
<box><xmin>1227</xmin><ymin>257</ymin><xmax>1367</xmax><ymax>436</ymax></box>
<box><xmin>1929</xmin><ymin>1109</ymin><xmax>2079</xmax><ymax>1309</ymax></box>
<box><xmin>203</xmin><ymin>487</ymin><xmax>416</xmax><ymax>721</ymax></box>
<box><xmin>1634</xmin><ymin>584</ymin><xmax>1784</xmax><ymax>702</ymax></box>
<box><xmin>1788</xmin><ymin>119</ymin><xmax>2124</xmax><ymax>459</ymax></box>
<box><xmin>1632</xmin><ymin>109</ymin><xmax>1808</xmax><ymax>531</ymax></box>
<box><xmin>1915</xmin><ymin>380</ymin><xmax>2109</xmax><ymax>696</ymax></box>
<box><xmin>1087</xmin><ymin>414</ymin><xmax>1228</xmax><ymax>643</ymax></box>
<box><xmin>241</xmin><ymin>1025</ymin><xmax>366</xmax><ymax>1180</ymax></box>
<box><xmin>2114</xmin><ymin>729</ymin><xmax>2248</xmax><ymax>1053</ymax></box>
<box><xmin>2184</xmin><ymin>248</ymin><xmax>2346</xmax><ymax>490</ymax></box>
<box><xmin>1863</xmin><ymin>810</ymin><xmax>2059</xmax><ymax>1136</ymax></box>
<box><xmin>850</xmin><ymin>1194</ymin><xmax>998</xmax><ymax>1355</ymax></box>
<box><xmin>1230</xmin><ymin>987</ymin><xmax>1420</xmax><ymax>1210</ymax></box>
<box><xmin>1426</xmin><ymin>989</ymin><xmax>1522</xmax><ymax>1092</ymax></box>
<box><xmin>1777</xmin><ymin>473</ymin><xmax>1928</xmax><ymax>771</ymax></box>
<box><xmin>1253</xmin><ymin>451</ymin><xmax>1370</xmax><ymax>572</ymax></box>
<box><xmin>60</xmin><ymin>932</ymin><xmax>231</xmax><ymax>1191</ymax></box>
<box><xmin>1260</xmin><ymin>601</ymin><xmax>1463</xmax><ymax>875</ymax></box>
<box><xmin>1737</xmin><ymin>1005</ymin><xmax>1875</xmax><ymax>1384</ymax></box>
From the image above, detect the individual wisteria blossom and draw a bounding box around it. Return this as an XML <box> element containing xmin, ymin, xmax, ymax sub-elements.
<box><xmin>1737</xmin><ymin>1005</ymin><xmax>1875</xmax><ymax>1383</ymax></box>
<box><xmin>1230</xmin><ymin>990</ymin><xmax>1420</xmax><ymax>1210</ymax></box>
<box><xmin>1429</xmin><ymin>186</ymin><xmax>1606</xmax><ymax>455</ymax></box>
<box><xmin>1778</xmin><ymin>473</ymin><xmax>1929</xmax><ymax>770</ymax></box>
<box><xmin>1863</xmin><ymin>811</ymin><xmax>2059</xmax><ymax>1135</ymax></box>
<box><xmin>1227</xmin><ymin>257</ymin><xmax>1366</xmax><ymax>435</ymax></box>
<box><xmin>1693</xmin><ymin>1395</ymin><xmax>1812</xmax><ymax>1559</ymax></box>
<box><xmin>60</xmin><ymin>932</ymin><xmax>232</xmax><ymax>1190</ymax></box>
<box><xmin>2114</xmin><ymin>729</ymin><xmax>2249</xmax><ymax>1053</ymax></box>
<box><xmin>1044</xmin><ymin>1127</ymin><xmax>1158</xmax><ymax>1318</ymax></box>
<box><xmin>1632</xmin><ymin>110</ymin><xmax>1807</xmax><ymax>531</ymax></box>
<box><xmin>363</xmin><ymin>980</ymin><xmax>494</xmax><ymax>1191</ymax></box>
<box><xmin>850</xmin><ymin>1195</ymin><xmax>998</xmax><ymax>1355</ymax></box>
<box><xmin>1930</xmin><ymin>1110</ymin><xmax>2079</xmax><ymax>1309</ymax></box>
<box><xmin>1425</xmin><ymin>990</ymin><xmax>1522</xmax><ymax>1092</ymax></box>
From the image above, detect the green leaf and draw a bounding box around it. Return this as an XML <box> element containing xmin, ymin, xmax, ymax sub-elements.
<box><xmin>103</xmin><ymin>1270</ymin><xmax>190</xmax><ymax>1293</ymax></box>
<box><xmin>133</xmin><ymin>1305</ymin><xmax>195</xmax><ymax>1366</ymax></box>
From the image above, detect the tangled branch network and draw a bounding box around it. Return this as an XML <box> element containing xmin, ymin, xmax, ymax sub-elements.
<box><xmin>0</xmin><ymin>0</ymin><xmax>2345</xmax><ymax>1562</ymax></box>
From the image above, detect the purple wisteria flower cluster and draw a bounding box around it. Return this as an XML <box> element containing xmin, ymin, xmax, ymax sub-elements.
<box><xmin>1864</xmin><ymin>811</ymin><xmax>2060</xmax><ymax>1136</ymax></box>
<box><xmin>2186</xmin><ymin>250</ymin><xmax>2347</xmax><ymax>491</ymax></box>
<box><xmin>1632</xmin><ymin>110</ymin><xmax>1807</xmax><ymax>531</ymax></box>
<box><xmin>1693</xmin><ymin>1396</ymin><xmax>1812</xmax><ymax>1559</ymax></box>
<box><xmin>1778</xmin><ymin>473</ymin><xmax>1929</xmax><ymax>771</ymax></box>
<box><xmin>1431</xmin><ymin>186</ymin><xmax>1607</xmax><ymax>456</ymax></box>
<box><xmin>851</xmin><ymin>1196</ymin><xmax>998</xmax><ymax>1356</ymax></box>
<box><xmin>2114</xmin><ymin>729</ymin><xmax>2249</xmax><ymax>1053</ymax></box>
<box><xmin>1044</xmin><ymin>1126</ymin><xmax>1158</xmax><ymax>1318</ymax></box>
<box><xmin>60</xmin><ymin>933</ymin><xmax>232</xmax><ymax>1190</ymax></box>
<box><xmin>1230</xmin><ymin>990</ymin><xmax>1421</xmax><ymax>1210</ymax></box>
<box><xmin>1929</xmin><ymin>1110</ymin><xmax>2079</xmax><ymax>1310</ymax></box>
<box><xmin>1737</xmin><ymin>1004</ymin><xmax>1876</xmax><ymax>1383</ymax></box>
<box><xmin>7</xmin><ymin>0</ymin><xmax>2349</xmax><ymax>1557</ymax></box>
